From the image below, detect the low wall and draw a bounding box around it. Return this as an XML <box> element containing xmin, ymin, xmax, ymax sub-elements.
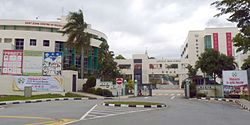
<box><xmin>196</xmin><ymin>85</ymin><xmax>223</xmax><ymax>97</ymax></box>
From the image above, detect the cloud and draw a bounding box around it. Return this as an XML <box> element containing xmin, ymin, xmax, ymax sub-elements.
<box><xmin>0</xmin><ymin>0</ymin><xmax>236</xmax><ymax>59</ymax></box>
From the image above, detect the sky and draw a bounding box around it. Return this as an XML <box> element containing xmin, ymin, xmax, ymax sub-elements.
<box><xmin>0</xmin><ymin>0</ymin><xmax>236</xmax><ymax>58</ymax></box>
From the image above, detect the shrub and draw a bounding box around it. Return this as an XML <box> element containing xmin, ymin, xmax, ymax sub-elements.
<box><xmin>189</xmin><ymin>82</ymin><xmax>196</xmax><ymax>98</ymax></box>
<box><xmin>196</xmin><ymin>92</ymin><xmax>206</xmax><ymax>97</ymax></box>
<box><xmin>95</xmin><ymin>88</ymin><xmax>103</xmax><ymax>95</ymax></box>
<box><xmin>101</xmin><ymin>89</ymin><xmax>113</xmax><ymax>97</ymax></box>
<box><xmin>82</xmin><ymin>76</ymin><xmax>96</xmax><ymax>92</ymax></box>
<box><xmin>86</xmin><ymin>88</ymin><xmax>96</xmax><ymax>94</ymax></box>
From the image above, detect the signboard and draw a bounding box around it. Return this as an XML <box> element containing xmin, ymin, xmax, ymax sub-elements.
<box><xmin>23</xmin><ymin>50</ymin><xmax>43</xmax><ymax>76</ymax></box>
<box><xmin>13</xmin><ymin>76</ymin><xmax>64</xmax><ymax>92</ymax></box>
<box><xmin>223</xmin><ymin>70</ymin><xmax>248</xmax><ymax>96</ymax></box>
<box><xmin>43</xmin><ymin>52</ymin><xmax>62</xmax><ymax>76</ymax></box>
<box><xmin>1</xmin><ymin>50</ymin><xmax>23</xmax><ymax>75</ymax></box>
<box><xmin>116</xmin><ymin>78</ymin><xmax>123</xmax><ymax>85</ymax></box>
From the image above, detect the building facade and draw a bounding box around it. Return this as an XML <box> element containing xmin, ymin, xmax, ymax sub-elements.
<box><xmin>0</xmin><ymin>17</ymin><xmax>107</xmax><ymax>78</ymax></box>
<box><xmin>180</xmin><ymin>27</ymin><xmax>240</xmax><ymax>83</ymax></box>
<box><xmin>115</xmin><ymin>54</ymin><xmax>184</xmax><ymax>87</ymax></box>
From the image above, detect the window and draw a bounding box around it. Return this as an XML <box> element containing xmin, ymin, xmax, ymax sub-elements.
<box><xmin>4</xmin><ymin>38</ymin><xmax>12</xmax><ymax>43</ymax></box>
<box><xmin>55</xmin><ymin>41</ymin><xmax>64</xmax><ymax>52</ymax></box>
<box><xmin>43</xmin><ymin>40</ymin><xmax>50</xmax><ymax>46</ymax></box>
<box><xmin>30</xmin><ymin>39</ymin><xmax>37</xmax><ymax>46</ymax></box>
<box><xmin>166</xmin><ymin>71</ymin><xmax>168</xmax><ymax>73</ymax></box>
<box><xmin>196</xmin><ymin>47</ymin><xmax>198</xmax><ymax>49</ymax></box>
<box><xmin>15</xmin><ymin>39</ymin><xmax>24</xmax><ymax>50</ymax></box>
<box><xmin>0</xmin><ymin>38</ymin><xmax>2</xmax><ymax>43</ymax></box>
<box><xmin>196</xmin><ymin>39</ymin><xmax>198</xmax><ymax>42</ymax></box>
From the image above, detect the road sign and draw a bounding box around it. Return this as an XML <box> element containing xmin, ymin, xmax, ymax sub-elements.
<box><xmin>116</xmin><ymin>78</ymin><xmax>123</xmax><ymax>85</ymax></box>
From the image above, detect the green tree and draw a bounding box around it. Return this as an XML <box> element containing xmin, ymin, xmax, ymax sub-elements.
<box><xmin>241</xmin><ymin>55</ymin><xmax>250</xmax><ymax>70</ymax></box>
<box><xmin>98</xmin><ymin>40</ymin><xmax>120</xmax><ymax>81</ymax></box>
<box><xmin>115</xmin><ymin>54</ymin><xmax>126</xmax><ymax>59</ymax></box>
<box><xmin>186</xmin><ymin>64</ymin><xmax>198</xmax><ymax>78</ymax></box>
<box><xmin>196</xmin><ymin>49</ymin><xmax>236</xmax><ymax>81</ymax></box>
<box><xmin>62</xmin><ymin>9</ymin><xmax>91</xmax><ymax>79</ymax></box>
<box><xmin>212</xmin><ymin>0</ymin><xmax>250</xmax><ymax>53</ymax></box>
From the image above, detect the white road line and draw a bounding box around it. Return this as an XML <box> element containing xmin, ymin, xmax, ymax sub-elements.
<box><xmin>170</xmin><ymin>96</ymin><xmax>175</xmax><ymax>100</ymax></box>
<box><xmin>82</xmin><ymin>108</ymin><xmax>154</xmax><ymax>121</ymax></box>
<box><xmin>89</xmin><ymin>111</ymin><xmax>113</xmax><ymax>115</ymax></box>
<box><xmin>80</xmin><ymin>104</ymin><xmax>98</xmax><ymax>120</ymax></box>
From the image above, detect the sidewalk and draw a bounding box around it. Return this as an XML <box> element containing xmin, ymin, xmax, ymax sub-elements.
<box><xmin>71</xmin><ymin>92</ymin><xmax>105</xmax><ymax>99</ymax></box>
<box><xmin>237</xmin><ymin>99</ymin><xmax>250</xmax><ymax>111</ymax></box>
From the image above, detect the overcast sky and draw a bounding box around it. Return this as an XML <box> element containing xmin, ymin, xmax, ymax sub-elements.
<box><xmin>0</xmin><ymin>0</ymin><xmax>236</xmax><ymax>58</ymax></box>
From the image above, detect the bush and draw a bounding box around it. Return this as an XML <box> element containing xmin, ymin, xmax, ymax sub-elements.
<box><xmin>82</xmin><ymin>76</ymin><xmax>96</xmax><ymax>92</ymax></box>
<box><xmin>95</xmin><ymin>88</ymin><xmax>103</xmax><ymax>95</ymax></box>
<box><xmin>101</xmin><ymin>89</ymin><xmax>113</xmax><ymax>97</ymax></box>
<box><xmin>196</xmin><ymin>92</ymin><xmax>207</xmax><ymax>97</ymax></box>
<box><xmin>86</xmin><ymin>88</ymin><xmax>96</xmax><ymax>94</ymax></box>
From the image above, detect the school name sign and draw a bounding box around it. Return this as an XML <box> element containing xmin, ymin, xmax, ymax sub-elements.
<box><xmin>222</xmin><ymin>70</ymin><xmax>248</xmax><ymax>86</ymax></box>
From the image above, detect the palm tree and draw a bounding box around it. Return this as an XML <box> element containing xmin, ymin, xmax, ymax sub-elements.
<box><xmin>62</xmin><ymin>9</ymin><xmax>91</xmax><ymax>78</ymax></box>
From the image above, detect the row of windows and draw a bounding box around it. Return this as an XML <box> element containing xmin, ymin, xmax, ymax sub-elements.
<box><xmin>0</xmin><ymin>25</ymin><xmax>59</xmax><ymax>33</ymax></box>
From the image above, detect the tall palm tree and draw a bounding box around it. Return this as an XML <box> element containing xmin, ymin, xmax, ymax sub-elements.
<box><xmin>62</xmin><ymin>9</ymin><xmax>91</xmax><ymax>78</ymax></box>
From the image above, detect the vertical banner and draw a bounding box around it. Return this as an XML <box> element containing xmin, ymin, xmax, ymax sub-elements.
<box><xmin>222</xmin><ymin>70</ymin><xmax>249</xmax><ymax>96</ymax></box>
<box><xmin>23</xmin><ymin>50</ymin><xmax>43</xmax><ymax>76</ymax></box>
<box><xmin>213</xmin><ymin>33</ymin><xmax>219</xmax><ymax>51</ymax></box>
<box><xmin>226</xmin><ymin>32</ymin><xmax>232</xmax><ymax>56</ymax></box>
<box><xmin>1</xmin><ymin>50</ymin><xmax>23</xmax><ymax>75</ymax></box>
<box><xmin>42</xmin><ymin>52</ymin><xmax>62</xmax><ymax>76</ymax></box>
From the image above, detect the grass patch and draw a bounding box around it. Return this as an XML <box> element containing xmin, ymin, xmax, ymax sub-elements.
<box><xmin>0</xmin><ymin>93</ymin><xmax>85</xmax><ymax>102</ymax></box>
<box><xmin>105</xmin><ymin>101</ymin><xmax>163</xmax><ymax>106</ymax></box>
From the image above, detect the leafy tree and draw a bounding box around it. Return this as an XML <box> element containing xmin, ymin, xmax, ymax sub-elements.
<box><xmin>115</xmin><ymin>54</ymin><xmax>126</xmax><ymax>59</ymax></box>
<box><xmin>241</xmin><ymin>55</ymin><xmax>250</xmax><ymax>70</ymax></box>
<box><xmin>62</xmin><ymin>9</ymin><xmax>91</xmax><ymax>78</ymax></box>
<box><xmin>186</xmin><ymin>64</ymin><xmax>198</xmax><ymax>78</ymax></box>
<box><xmin>212</xmin><ymin>0</ymin><xmax>250</xmax><ymax>53</ymax></box>
<box><xmin>196</xmin><ymin>49</ymin><xmax>236</xmax><ymax>81</ymax></box>
<box><xmin>98</xmin><ymin>40</ymin><xmax>120</xmax><ymax>81</ymax></box>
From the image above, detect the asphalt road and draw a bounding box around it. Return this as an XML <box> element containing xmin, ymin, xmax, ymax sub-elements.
<box><xmin>0</xmin><ymin>92</ymin><xmax>250</xmax><ymax>125</ymax></box>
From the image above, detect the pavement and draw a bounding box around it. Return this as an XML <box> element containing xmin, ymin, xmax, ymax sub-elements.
<box><xmin>0</xmin><ymin>89</ymin><xmax>249</xmax><ymax>125</ymax></box>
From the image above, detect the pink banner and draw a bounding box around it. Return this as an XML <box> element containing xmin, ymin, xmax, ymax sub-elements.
<box><xmin>226</xmin><ymin>32</ymin><xmax>232</xmax><ymax>56</ymax></box>
<box><xmin>1</xmin><ymin>50</ymin><xmax>23</xmax><ymax>75</ymax></box>
<box><xmin>213</xmin><ymin>33</ymin><xmax>219</xmax><ymax>51</ymax></box>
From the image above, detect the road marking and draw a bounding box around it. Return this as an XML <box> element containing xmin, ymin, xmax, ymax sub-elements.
<box><xmin>170</xmin><ymin>96</ymin><xmax>175</xmax><ymax>100</ymax></box>
<box><xmin>80</xmin><ymin>104</ymin><xmax>98</xmax><ymax>120</ymax></box>
<box><xmin>27</xmin><ymin>118</ymin><xmax>75</xmax><ymax>125</ymax></box>
<box><xmin>0</xmin><ymin>115</ymin><xmax>52</xmax><ymax>120</ymax></box>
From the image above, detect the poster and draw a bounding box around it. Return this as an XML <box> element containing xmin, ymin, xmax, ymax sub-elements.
<box><xmin>13</xmin><ymin>76</ymin><xmax>64</xmax><ymax>92</ymax></box>
<box><xmin>42</xmin><ymin>52</ymin><xmax>62</xmax><ymax>76</ymax></box>
<box><xmin>1</xmin><ymin>50</ymin><xmax>23</xmax><ymax>75</ymax></box>
<box><xmin>223</xmin><ymin>70</ymin><xmax>249</xmax><ymax>96</ymax></box>
<box><xmin>23</xmin><ymin>50</ymin><xmax>43</xmax><ymax>76</ymax></box>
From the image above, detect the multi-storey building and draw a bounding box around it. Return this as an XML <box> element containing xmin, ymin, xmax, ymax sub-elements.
<box><xmin>115</xmin><ymin>54</ymin><xmax>184</xmax><ymax>87</ymax></box>
<box><xmin>0</xmin><ymin>17</ymin><xmax>107</xmax><ymax>78</ymax></box>
<box><xmin>180</xmin><ymin>27</ymin><xmax>239</xmax><ymax>83</ymax></box>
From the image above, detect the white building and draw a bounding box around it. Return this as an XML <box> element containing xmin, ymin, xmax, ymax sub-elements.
<box><xmin>115</xmin><ymin>53</ymin><xmax>184</xmax><ymax>88</ymax></box>
<box><xmin>180</xmin><ymin>27</ymin><xmax>241</xmax><ymax>82</ymax></box>
<box><xmin>0</xmin><ymin>17</ymin><xmax>108</xmax><ymax>95</ymax></box>
<box><xmin>0</xmin><ymin>17</ymin><xmax>107</xmax><ymax>76</ymax></box>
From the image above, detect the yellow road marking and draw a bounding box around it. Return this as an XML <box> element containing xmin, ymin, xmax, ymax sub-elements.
<box><xmin>0</xmin><ymin>115</ymin><xmax>52</xmax><ymax>120</ymax></box>
<box><xmin>27</xmin><ymin>119</ymin><xmax>75</xmax><ymax>125</ymax></box>
<box><xmin>0</xmin><ymin>116</ymin><xmax>75</xmax><ymax>125</ymax></box>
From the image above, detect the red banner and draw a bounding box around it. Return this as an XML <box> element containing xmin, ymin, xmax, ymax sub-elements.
<box><xmin>226</xmin><ymin>32</ymin><xmax>232</xmax><ymax>56</ymax></box>
<box><xmin>1</xmin><ymin>50</ymin><xmax>23</xmax><ymax>75</ymax></box>
<box><xmin>213</xmin><ymin>33</ymin><xmax>219</xmax><ymax>51</ymax></box>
